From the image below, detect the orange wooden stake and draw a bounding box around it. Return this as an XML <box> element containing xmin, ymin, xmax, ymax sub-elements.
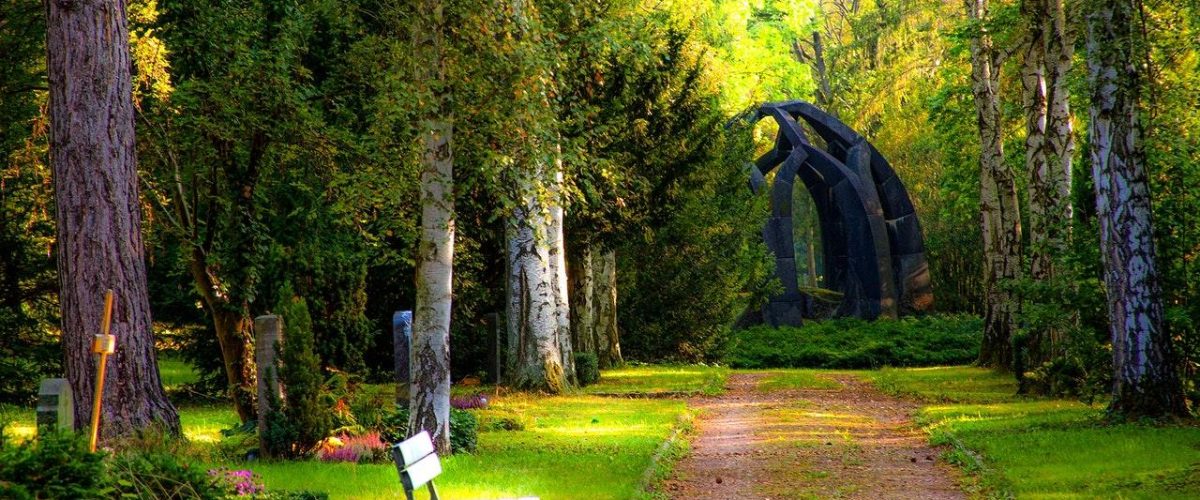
<box><xmin>89</xmin><ymin>290</ymin><xmax>115</xmax><ymax>452</ymax></box>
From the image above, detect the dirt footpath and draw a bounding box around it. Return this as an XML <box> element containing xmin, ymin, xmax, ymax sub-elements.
<box><xmin>663</xmin><ymin>372</ymin><xmax>964</xmax><ymax>499</ymax></box>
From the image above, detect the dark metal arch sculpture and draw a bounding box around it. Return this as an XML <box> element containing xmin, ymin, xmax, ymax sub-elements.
<box><xmin>749</xmin><ymin>100</ymin><xmax>933</xmax><ymax>326</ymax></box>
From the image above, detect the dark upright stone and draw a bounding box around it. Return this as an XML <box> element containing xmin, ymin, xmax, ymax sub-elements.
<box><xmin>36</xmin><ymin>378</ymin><xmax>73</xmax><ymax>435</ymax></box>
<box><xmin>393</xmin><ymin>310</ymin><xmax>413</xmax><ymax>407</ymax></box>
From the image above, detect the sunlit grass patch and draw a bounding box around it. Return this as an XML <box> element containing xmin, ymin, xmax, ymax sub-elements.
<box><xmin>581</xmin><ymin>364</ymin><xmax>728</xmax><ymax>396</ymax></box>
<box><xmin>871</xmin><ymin>366</ymin><xmax>1200</xmax><ymax>498</ymax></box>
<box><xmin>245</xmin><ymin>393</ymin><xmax>687</xmax><ymax>499</ymax></box>
<box><xmin>158</xmin><ymin>355</ymin><xmax>199</xmax><ymax>391</ymax></box>
<box><xmin>869</xmin><ymin>365</ymin><xmax>1018</xmax><ymax>403</ymax></box>
<box><xmin>179</xmin><ymin>404</ymin><xmax>239</xmax><ymax>443</ymax></box>
<box><xmin>752</xmin><ymin>369</ymin><xmax>842</xmax><ymax>392</ymax></box>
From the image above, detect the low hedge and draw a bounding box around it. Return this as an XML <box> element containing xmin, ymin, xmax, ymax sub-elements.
<box><xmin>725</xmin><ymin>314</ymin><xmax>982</xmax><ymax>369</ymax></box>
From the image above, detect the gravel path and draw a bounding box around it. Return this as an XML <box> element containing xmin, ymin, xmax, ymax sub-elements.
<box><xmin>663</xmin><ymin>372</ymin><xmax>965</xmax><ymax>499</ymax></box>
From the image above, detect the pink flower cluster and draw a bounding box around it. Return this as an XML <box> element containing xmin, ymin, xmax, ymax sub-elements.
<box><xmin>318</xmin><ymin>432</ymin><xmax>387</xmax><ymax>463</ymax></box>
<box><xmin>451</xmin><ymin>393</ymin><xmax>489</xmax><ymax>409</ymax></box>
<box><xmin>208</xmin><ymin>468</ymin><xmax>265</xmax><ymax>496</ymax></box>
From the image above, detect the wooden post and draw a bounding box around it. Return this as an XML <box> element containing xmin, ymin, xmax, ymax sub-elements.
<box><xmin>254</xmin><ymin>314</ymin><xmax>284</xmax><ymax>446</ymax></box>
<box><xmin>88</xmin><ymin>290</ymin><xmax>115</xmax><ymax>452</ymax></box>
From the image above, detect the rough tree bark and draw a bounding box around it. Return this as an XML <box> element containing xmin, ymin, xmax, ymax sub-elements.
<box><xmin>46</xmin><ymin>0</ymin><xmax>180</xmax><ymax>438</ymax></box>
<box><xmin>1085</xmin><ymin>0</ymin><xmax>1188</xmax><ymax>417</ymax></box>
<box><xmin>506</xmin><ymin>169</ymin><xmax>569</xmax><ymax>392</ymax></box>
<box><xmin>594</xmin><ymin>250</ymin><xmax>622</xmax><ymax>368</ymax></box>
<box><xmin>1022</xmin><ymin>0</ymin><xmax>1050</xmax><ymax>276</ymax></box>
<box><xmin>967</xmin><ymin>0</ymin><xmax>1022</xmax><ymax>370</ymax></box>
<box><xmin>547</xmin><ymin>152</ymin><xmax>575</xmax><ymax>382</ymax></box>
<box><xmin>570</xmin><ymin>244</ymin><xmax>597</xmax><ymax>356</ymax></box>
<box><xmin>187</xmin><ymin>254</ymin><xmax>257</xmax><ymax>422</ymax></box>
<box><xmin>407</xmin><ymin>0</ymin><xmax>455</xmax><ymax>454</ymax></box>
<box><xmin>1042</xmin><ymin>0</ymin><xmax>1075</xmax><ymax>266</ymax></box>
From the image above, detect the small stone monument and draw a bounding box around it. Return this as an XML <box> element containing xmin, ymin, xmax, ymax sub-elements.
<box><xmin>254</xmin><ymin>314</ymin><xmax>284</xmax><ymax>440</ymax></box>
<box><xmin>486</xmin><ymin>312</ymin><xmax>502</xmax><ymax>383</ymax></box>
<box><xmin>36</xmin><ymin>378</ymin><xmax>73</xmax><ymax>435</ymax></box>
<box><xmin>393</xmin><ymin>310</ymin><xmax>412</xmax><ymax>407</ymax></box>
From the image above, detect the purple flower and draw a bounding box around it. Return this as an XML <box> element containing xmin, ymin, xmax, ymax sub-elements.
<box><xmin>451</xmin><ymin>393</ymin><xmax>489</xmax><ymax>409</ymax></box>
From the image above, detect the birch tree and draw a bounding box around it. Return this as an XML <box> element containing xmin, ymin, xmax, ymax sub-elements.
<box><xmin>595</xmin><ymin>250</ymin><xmax>622</xmax><ymax>368</ymax></box>
<box><xmin>967</xmin><ymin>0</ymin><xmax>1022</xmax><ymax>369</ymax></box>
<box><xmin>1026</xmin><ymin>0</ymin><xmax>1075</xmax><ymax>283</ymax></box>
<box><xmin>1085</xmin><ymin>0</ymin><xmax>1188</xmax><ymax>417</ymax></box>
<box><xmin>407</xmin><ymin>0</ymin><xmax>455</xmax><ymax>453</ymax></box>
<box><xmin>503</xmin><ymin>0</ymin><xmax>574</xmax><ymax>392</ymax></box>
<box><xmin>46</xmin><ymin>0</ymin><xmax>179</xmax><ymax>437</ymax></box>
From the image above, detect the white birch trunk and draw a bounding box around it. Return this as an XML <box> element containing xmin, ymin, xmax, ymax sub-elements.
<box><xmin>1022</xmin><ymin>0</ymin><xmax>1051</xmax><ymax>280</ymax></box>
<box><xmin>571</xmin><ymin>244</ymin><xmax>597</xmax><ymax>356</ymax></box>
<box><xmin>506</xmin><ymin>162</ymin><xmax>568</xmax><ymax>393</ymax></box>
<box><xmin>968</xmin><ymin>0</ymin><xmax>1022</xmax><ymax>370</ymax></box>
<box><xmin>408</xmin><ymin>0</ymin><xmax>454</xmax><ymax>454</ymax></box>
<box><xmin>594</xmin><ymin>250</ymin><xmax>622</xmax><ymax>368</ymax></box>
<box><xmin>1086</xmin><ymin>0</ymin><xmax>1186</xmax><ymax>417</ymax></box>
<box><xmin>548</xmin><ymin>149</ymin><xmax>575</xmax><ymax>382</ymax></box>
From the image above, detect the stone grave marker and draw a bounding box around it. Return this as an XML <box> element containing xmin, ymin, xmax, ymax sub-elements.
<box><xmin>36</xmin><ymin>378</ymin><xmax>73</xmax><ymax>435</ymax></box>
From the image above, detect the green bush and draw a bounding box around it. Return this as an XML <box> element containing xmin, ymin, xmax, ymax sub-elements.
<box><xmin>574</xmin><ymin>352</ymin><xmax>600</xmax><ymax>386</ymax></box>
<box><xmin>109</xmin><ymin>451</ymin><xmax>230</xmax><ymax>499</ymax></box>
<box><xmin>449</xmin><ymin>409</ymin><xmax>478</xmax><ymax>454</ymax></box>
<box><xmin>0</xmin><ymin>431</ymin><xmax>110</xmax><ymax>499</ymax></box>
<box><xmin>262</xmin><ymin>286</ymin><xmax>333</xmax><ymax>458</ymax></box>
<box><xmin>373</xmin><ymin>406</ymin><xmax>477</xmax><ymax>454</ymax></box>
<box><xmin>725</xmin><ymin>315</ymin><xmax>982</xmax><ymax>369</ymax></box>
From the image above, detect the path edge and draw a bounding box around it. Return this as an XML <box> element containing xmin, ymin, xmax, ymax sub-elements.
<box><xmin>637</xmin><ymin>408</ymin><xmax>697</xmax><ymax>499</ymax></box>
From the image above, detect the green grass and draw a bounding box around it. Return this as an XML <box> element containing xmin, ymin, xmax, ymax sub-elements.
<box><xmin>580</xmin><ymin>364</ymin><xmax>729</xmax><ymax>396</ymax></box>
<box><xmin>870</xmin><ymin>366</ymin><xmax>1200</xmax><ymax>498</ymax></box>
<box><xmin>751</xmin><ymin>369</ymin><xmax>842</xmax><ymax>392</ymax></box>
<box><xmin>726</xmin><ymin>314</ymin><xmax>981</xmax><ymax>369</ymax></box>
<box><xmin>158</xmin><ymin>356</ymin><xmax>200</xmax><ymax>391</ymax></box>
<box><xmin>244</xmin><ymin>394</ymin><xmax>687</xmax><ymax>499</ymax></box>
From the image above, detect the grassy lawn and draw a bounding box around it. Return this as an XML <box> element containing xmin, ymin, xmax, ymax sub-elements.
<box><xmin>580</xmin><ymin>364</ymin><xmax>728</xmax><ymax>396</ymax></box>
<box><xmin>242</xmin><ymin>394</ymin><xmax>688</xmax><ymax>499</ymax></box>
<box><xmin>1</xmin><ymin>363</ymin><xmax>708</xmax><ymax>499</ymax></box>
<box><xmin>869</xmin><ymin>366</ymin><xmax>1200</xmax><ymax>498</ymax></box>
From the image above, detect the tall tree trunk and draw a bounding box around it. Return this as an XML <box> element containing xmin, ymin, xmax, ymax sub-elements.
<box><xmin>594</xmin><ymin>250</ymin><xmax>622</xmax><ymax>368</ymax></box>
<box><xmin>407</xmin><ymin>0</ymin><xmax>455</xmax><ymax>454</ymax></box>
<box><xmin>967</xmin><ymin>0</ymin><xmax>1022</xmax><ymax>370</ymax></box>
<box><xmin>506</xmin><ymin>167</ymin><xmax>568</xmax><ymax>392</ymax></box>
<box><xmin>570</xmin><ymin>244</ymin><xmax>597</xmax><ymax>356</ymax></box>
<box><xmin>410</xmin><ymin>120</ymin><xmax>454</xmax><ymax>453</ymax></box>
<box><xmin>187</xmin><ymin>253</ymin><xmax>257</xmax><ymax>423</ymax></box>
<box><xmin>548</xmin><ymin>150</ymin><xmax>574</xmax><ymax>382</ymax></box>
<box><xmin>46</xmin><ymin>0</ymin><xmax>179</xmax><ymax>438</ymax></box>
<box><xmin>1086</xmin><ymin>0</ymin><xmax>1187</xmax><ymax>418</ymax></box>
<box><xmin>1022</xmin><ymin>0</ymin><xmax>1051</xmax><ymax>279</ymax></box>
<box><xmin>1043</xmin><ymin>0</ymin><xmax>1075</xmax><ymax>259</ymax></box>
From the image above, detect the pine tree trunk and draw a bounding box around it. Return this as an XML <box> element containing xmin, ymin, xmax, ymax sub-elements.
<box><xmin>407</xmin><ymin>0</ymin><xmax>455</xmax><ymax>454</ymax></box>
<box><xmin>410</xmin><ymin>120</ymin><xmax>454</xmax><ymax>453</ymax></box>
<box><xmin>594</xmin><ymin>250</ymin><xmax>622</xmax><ymax>368</ymax></box>
<box><xmin>570</xmin><ymin>244</ymin><xmax>597</xmax><ymax>356</ymax></box>
<box><xmin>1086</xmin><ymin>0</ymin><xmax>1187</xmax><ymax>417</ymax></box>
<box><xmin>46</xmin><ymin>0</ymin><xmax>179</xmax><ymax>438</ymax></box>
<box><xmin>967</xmin><ymin>0</ymin><xmax>1022</xmax><ymax>370</ymax></box>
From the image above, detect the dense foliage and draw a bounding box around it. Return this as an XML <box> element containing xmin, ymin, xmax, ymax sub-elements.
<box><xmin>727</xmin><ymin>316</ymin><xmax>983</xmax><ymax>369</ymax></box>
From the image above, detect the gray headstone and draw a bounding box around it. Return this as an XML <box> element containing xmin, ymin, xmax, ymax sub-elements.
<box><xmin>393</xmin><ymin>310</ymin><xmax>412</xmax><ymax>407</ymax></box>
<box><xmin>254</xmin><ymin>314</ymin><xmax>284</xmax><ymax>440</ymax></box>
<box><xmin>486</xmin><ymin>313</ymin><xmax>502</xmax><ymax>383</ymax></box>
<box><xmin>36</xmin><ymin>378</ymin><xmax>73</xmax><ymax>434</ymax></box>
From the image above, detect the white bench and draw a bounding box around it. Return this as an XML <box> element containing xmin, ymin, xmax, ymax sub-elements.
<box><xmin>392</xmin><ymin>431</ymin><xmax>442</xmax><ymax>500</ymax></box>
